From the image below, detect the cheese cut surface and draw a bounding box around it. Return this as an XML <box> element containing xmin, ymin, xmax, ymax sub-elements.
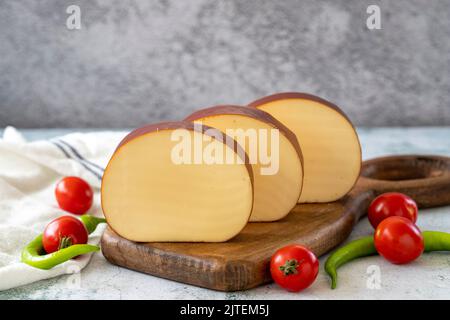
<box><xmin>185</xmin><ymin>106</ymin><xmax>303</xmax><ymax>222</ymax></box>
<box><xmin>101</xmin><ymin>122</ymin><xmax>253</xmax><ymax>242</ymax></box>
<box><xmin>249</xmin><ymin>93</ymin><xmax>361</xmax><ymax>203</ymax></box>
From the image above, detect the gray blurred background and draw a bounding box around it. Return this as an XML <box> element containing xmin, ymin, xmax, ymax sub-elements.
<box><xmin>0</xmin><ymin>0</ymin><xmax>449</xmax><ymax>128</ymax></box>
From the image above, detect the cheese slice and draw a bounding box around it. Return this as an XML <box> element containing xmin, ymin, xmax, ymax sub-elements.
<box><xmin>249</xmin><ymin>93</ymin><xmax>361</xmax><ymax>203</ymax></box>
<box><xmin>185</xmin><ymin>105</ymin><xmax>303</xmax><ymax>222</ymax></box>
<box><xmin>101</xmin><ymin>122</ymin><xmax>253</xmax><ymax>242</ymax></box>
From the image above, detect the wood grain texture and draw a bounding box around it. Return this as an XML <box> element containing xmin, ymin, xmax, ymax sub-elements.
<box><xmin>101</xmin><ymin>155</ymin><xmax>450</xmax><ymax>291</ymax></box>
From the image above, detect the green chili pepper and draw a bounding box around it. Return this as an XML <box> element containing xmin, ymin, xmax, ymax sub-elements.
<box><xmin>80</xmin><ymin>215</ymin><xmax>107</xmax><ymax>234</ymax></box>
<box><xmin>423</xmin><ymin>231</ymin><xmax>450</xmax><ymax>252</ymax></box>
<box><xmin>325</xmin><ymin>231</ymin><xmax>450</xmax><ymax>289</ymax></box>
<box><xmin>21</xmin><ymin>215</ymin><xmax>106</xmax><ymax>270</ymax></box>
<box><xmin>21</xmin><ymin>235</ymin><xmax>99</xmax><ymax>270</ymax></box>
<box><xmin>325</xmin><ymin>236</ymin><xmax>377</xmax><ymax>289</ymax></box>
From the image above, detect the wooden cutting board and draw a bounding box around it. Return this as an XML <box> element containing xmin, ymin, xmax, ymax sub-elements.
<box><xmin>101</xmin><ymin>155</ymin><xmax>450</xmax><ymax>291</ymax></box>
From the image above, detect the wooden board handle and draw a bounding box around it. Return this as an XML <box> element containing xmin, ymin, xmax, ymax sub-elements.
<box><xmin>358</xmin><ymin>155</ymin><xmax>450</xmax><ymax>208</ymax></box>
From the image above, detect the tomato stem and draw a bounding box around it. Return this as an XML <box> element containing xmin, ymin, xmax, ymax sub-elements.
<box><xmin>58</xmin><ymin>236</ymin><xmax>73</xmax><ymax>250</ymax></box>
<box><xmin>279</xmin><ymin>259</ymin><xmax>302</xmax><ymax>276</ymax></box>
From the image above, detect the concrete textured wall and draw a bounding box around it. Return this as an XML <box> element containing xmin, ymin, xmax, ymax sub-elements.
<box><xmin>0</xmin><ymin>0</ymin><xmax>449</xmax><ymax>128</ymax></box>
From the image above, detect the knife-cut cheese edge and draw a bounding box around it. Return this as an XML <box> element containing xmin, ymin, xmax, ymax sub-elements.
<box><xmin>249</xmin><ymin>93</ymin><xmax>361</xmax><ymax>203</ymax></box>
<box><xmin>101</xmin><ymin>121</ymin><xmax>254</xmax><ymax>242</ymax></box>
<box><xmin>185</xmin><ymin>105</ymin><xmax>303</xmax><ymax>222</ymax></box>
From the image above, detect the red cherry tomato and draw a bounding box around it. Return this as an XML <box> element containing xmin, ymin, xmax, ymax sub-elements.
<box><xmin>42</xmin><ymin>215</ymin><xmax>88</xmax><ymax>254</ymax></box>
<box><xmin>55</xmin><ymin>176</ymin><xmax>93</xmax><ymax>215</ymax></box>
<box><xmin>374</xmin><ymin>216</ymin><xmax>424</xmax><ymax>264</ymax></box>
<box><xmin>368</xmin><ymin>192</ymin><xmax>418</xmax><ymax>228</ymax></box>
<box><xmin>270</xmin><ymin>244</ymin><xmax>319</xmax><ymax>292</ymax></box>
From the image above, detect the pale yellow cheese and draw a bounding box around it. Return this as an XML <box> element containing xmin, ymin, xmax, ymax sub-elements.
<box><xmin>256</xmin><ymin>99</ymin><xmax>361</xmax><ymax>203</ymax></box>
<box><xmin>101</xmin><ymin>130</ymin><xmax>253</xmax><ymax>242</ymax></box>
<box><xmin>194</xmin><ymin>114</ymin><xmax>303</xmax><ymax>221</ymax></box>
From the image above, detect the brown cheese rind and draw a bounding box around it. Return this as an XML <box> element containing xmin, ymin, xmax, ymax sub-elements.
<box><xmin>248</xmin><ymin>92</ymin><xmax>360</xmax><ymax>149</ymax></box>
<box><xmin>248</xmin><ymin>92</ymin><xmax>356</xmax><ymax>130</ymax></box>
<box><xmin>248</xmin><ymin>92</ymin><xmax>362</xmax><ymax>195</ymax></box>
<box><xmin>185</xmin><ymin>105</ymin><xmax>304</xmax><ymax>183</ymax></box>
<box><xmin>114</xmin><ymin>121</ymin><xmax>253</xmax><ymax>182</ymax></box>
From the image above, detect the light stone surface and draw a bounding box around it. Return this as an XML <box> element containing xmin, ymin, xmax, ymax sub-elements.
<box><xmin>1</xmin><ymin>1</ymin><xmax>450</xmax><ymax>128</ymax></box>
<box><xmin>1</xmin><ymin>127</ymin><xmax>450</xmax><ymax>300</ymax></box>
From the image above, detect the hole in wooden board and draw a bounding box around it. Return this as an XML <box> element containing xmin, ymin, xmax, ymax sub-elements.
<box><xmin>361</xmin><ymin>157</ymin><xmax>446</xmax><ymax>181</ymax></box>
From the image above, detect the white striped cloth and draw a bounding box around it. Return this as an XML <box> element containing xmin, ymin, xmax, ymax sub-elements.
<box><xmin>0</xmin><ymin>127</ymin><xmax>127</xmax><ymax>291</ymax></box>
